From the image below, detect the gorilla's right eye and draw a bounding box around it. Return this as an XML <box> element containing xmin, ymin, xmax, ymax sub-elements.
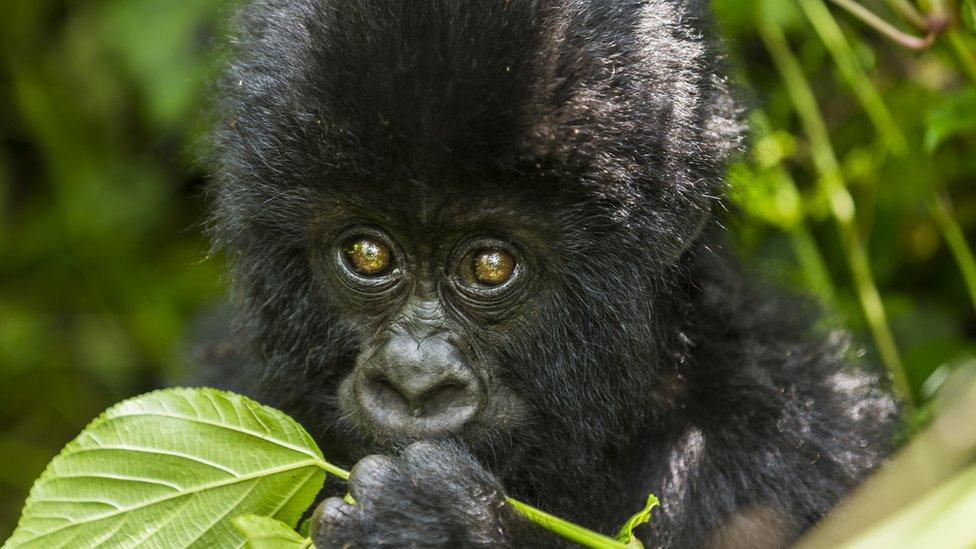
<box><xmin>344</xmin><ymin>238</ymin><xmax>392</xmax><ymax>276</ymax></box>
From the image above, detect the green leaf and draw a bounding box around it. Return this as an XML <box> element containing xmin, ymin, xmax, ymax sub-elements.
<box><xmin>615</xmin><ymin>493</ymin><xmax>660</xmax><ymax>548</ymax></box>
<box><xmin>233</xmin><ymin>515</ymin><xmax>312</xmax><ymax>548</ymax></box>
<box><xmin>296</xmin><ymin>515</ymin><xmax>312</xmax><ymax>538</ymax></box>
<box><xmin>4</xmin><ymin>388</ymin><xmax>326</xmax><ymax>548</ymax></box>
<box><xmin>924</xmin><ymin>88</ymin><xmax>976</xmax><ymax>152</ymax></box>
<box><xmin>962</xmin><ymin>0</ymin><xmax>976</xmax><ymax>32</ymax></box>
<box><xmin>728</xmin><ymin>163</ymin><xmax>803</xmax><ymax>230</ymax></box>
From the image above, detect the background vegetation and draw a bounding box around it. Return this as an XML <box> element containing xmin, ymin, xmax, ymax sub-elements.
<box><xmin>1</xmin><ymin>0</ymin><xmax>975</xmax><ymax>539</ymax></box>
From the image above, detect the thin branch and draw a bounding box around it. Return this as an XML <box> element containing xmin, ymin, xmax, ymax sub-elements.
<box><xmin>800</xmin><ymin>0</ymin><xmax>908</xmax><ymax>155</ymax></box>
<box><xmin>882</xmin><ymin>0</ymin><xmax>928</xmax><ymax>30</ymax></box>
<box><xmin>829</xmin><ymin>0</ymin><xmax>936</xmax><ymax>49</ymax></box>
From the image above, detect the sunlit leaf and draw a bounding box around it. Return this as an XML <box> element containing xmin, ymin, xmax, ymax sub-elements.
<box><xmin>4</xmin><ymin>388</ymin><xmax>325</xmax><ymax>548</ymax></box>
<box><xmin>233</xmin><ymin>515</ymin><xmax>312</xmax><ymax>549</ymax></box>
<box><xmin>728</xmin><ymin>163</ymin><xmax>803</xmax><ymax>229</ymax></box>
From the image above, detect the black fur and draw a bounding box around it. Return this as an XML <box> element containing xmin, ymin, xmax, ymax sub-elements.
<box><xmin>206</xmin><ymin>1</ymin><xmax>899</xmax><ymax>547</ymax></box>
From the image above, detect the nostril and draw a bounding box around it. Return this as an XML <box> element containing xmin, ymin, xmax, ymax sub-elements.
<box><xmin>372</xmin><ymin>376</ymin><xmax>472</xmax><ymax>418</ymax></box>
<box><xmin>420</xmin><ymin>381</ymin><xmax>470</xmax><ymax>414</ymax></box>
<box><xmin>358</xmin><ymin>369</ymin><xmax>480</xmax><ymax>433</ymax></box>
<box><xmin>370</xmin><ymin>377</ymin><xmax>395</xmax><ymax>396</ymax></box>
<box><xmin>365</xmin><ymin>376</ymin><xmax>410</xmax><ymax>410</ymax></box>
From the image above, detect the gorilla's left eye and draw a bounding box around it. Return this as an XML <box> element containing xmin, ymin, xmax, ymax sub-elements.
<box><xmin>345</xmin><ymin>238</ymin><xmax>392</xmax><ymax>276</ymax></box>
<box><xmin>462</xmin><ymin>249</ymin><xmax>516</xmax><ymax>287</ymax></box>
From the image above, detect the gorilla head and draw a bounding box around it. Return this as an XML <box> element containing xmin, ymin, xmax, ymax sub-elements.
<box><xmin>208</xmin><ymin>0</ymin><xmax>894</xmax><ymax>545</ymax></box>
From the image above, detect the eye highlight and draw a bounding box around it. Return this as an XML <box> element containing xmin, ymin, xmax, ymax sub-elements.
<box><xmin>470</xmin><ymin>249</ymin><xmax>516</xmax><ymax>286</ymax></box>
<box><xmin>345</xmin><ymin>238</ymin><xmax>392</xmax><ymax>276</ymax></box>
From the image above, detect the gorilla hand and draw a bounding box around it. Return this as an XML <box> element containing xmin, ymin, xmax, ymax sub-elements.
<box><xmin>311</xmin><ymin>441</ymin><xmax>514</xmax><ymax>548</ymax></box>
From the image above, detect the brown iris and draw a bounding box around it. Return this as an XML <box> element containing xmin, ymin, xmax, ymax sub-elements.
<box><xmin>345</xmin><ymin>238</ymin><xmax>392</xmax><ymax>276</ymax></box>
<box><xmin>471</xmin><ymin>249</ymin><xmax>516</xmax><ymax>286</ymax></box>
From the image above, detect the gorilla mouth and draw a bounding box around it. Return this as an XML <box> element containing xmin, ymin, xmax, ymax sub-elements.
<box><xmin>333</xmin><ymin>369</ymin><xmax>530</xmax><ymax>470</ymax></box>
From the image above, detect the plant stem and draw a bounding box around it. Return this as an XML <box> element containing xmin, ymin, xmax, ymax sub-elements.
<box><xmin>314</xmin><ymin>460</ymin><xmax>629</xmax><ymax>549</ymax></box>
<box><xmin>947</xmin><ymin>31</ymin><xmax>976</xmax><ymax>86</ymax></box>
<box><xmin>800</xmin><ymin>0</ymin><xmax>909</xmax><ymax>154</ymax></box>
<box><xmin>929</xmin><ymin>184</ymin><xmax>976</xmax><ymax>312</ymax></box>
<box><xmin>790</xmin><ymin>222</ymin><xmax>838</xmax><ymax>305</ymax></box>
<box><xmin>316</xmin><ymin>459</ymin><xmax>350</xmax><ymax>481</ymax></box>
<box><xmin>828</xmin><ymin>0</ymin><xmax>935</xmax><ymax>49</ymax></box>
<box><xmin>506</xmin><ymin>498</ymin><xmax>630</xmax><ymax>549</ymax></box>
<box><xmin>757</xmin><ymin>10</ymin><xmax>914</xmax><ymax>404</ymax></box>
<box><xmin>882</xmin><ymin>0</ymin><xmax>929</xmax><ymax>30</ymax></box>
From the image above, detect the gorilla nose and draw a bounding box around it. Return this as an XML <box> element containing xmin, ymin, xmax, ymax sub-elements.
<box><xmin>356</xmin><ymin>341</ymin><xmax>481</xmax><ymax>437</ymax></box>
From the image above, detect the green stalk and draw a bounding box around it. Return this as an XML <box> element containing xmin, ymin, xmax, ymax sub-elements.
<box><xmin>827</xmin><ymin>0</ymin><xmax>935</xmax><ymax>49</ymax></box>
<box><xmin>315</xmin><ymin>459</ymin><xmax>629</xmax><ymax>549</ymax></box>
<box><xmin>757</xmin><ymin>10</ymin><xmax>914</xmax><ymax>403</ymax></box>
<box><xmin>947</xmin><ymin>30</ymin><xmax>976</xmax><ymax>86</ymax></box>
<box><xmin>317</xmin><ymin>459</ymin><xmax>351</xmax><ymax>481</ymax></box>
<box><xmin>929</xmin><ymin>185</ymin><xmax>976</xmax><ymax>312</ymax></box>
<box><xmin>790</xmin><ymin>222</ymin><xmax>838</xmax><ymax>305</ymax></box>
<box><xmin>883</xmin><ymin>0</ymin><xmax>929</xmax><ymax>29</ymax></box>
<box><xmin>506</xmin><ymin>498</ymin><xmax>630</xmax><ymax>549</ymax></box>
<box><xmin>799</xmin><ymin>0</ymin><xmax>909</xmax><ymax>154</ymax></box>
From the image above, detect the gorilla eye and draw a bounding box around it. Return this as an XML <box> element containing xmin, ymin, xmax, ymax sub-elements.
<box><xmin>468</xmin><ymin>249</ymin><xmax>516</xmax><ymax>286</ymax></box>
<box><xmin>345</xmin><ymin>238</ymin><xmax>392</xmax><ymax>276</ymax></box>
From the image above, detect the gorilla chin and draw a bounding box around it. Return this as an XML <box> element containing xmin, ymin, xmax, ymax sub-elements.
<box><xmin>204</xmin><ymin>0</ymin><xmax>899</xmax><ymax>546</ymax></box>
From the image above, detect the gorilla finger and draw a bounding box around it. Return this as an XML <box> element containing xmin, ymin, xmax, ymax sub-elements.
<box><xmin>402</xmin><ymin>439</ymin><xmax>483</xmax><ymax>478</ymax></box>
<box><xmin>310</xmin><ymin>497</ymin><xmax>361</xmax><ymax>546</ymax></box>
<box><xmin>347</xmin><ymin>454</ymin><xmax>400</xmax><ymax>501</ymax></box>
<box><xmin>401</xmin><ymin>439</ymin><xmax>452</xmax><ymax>463</ymax></box>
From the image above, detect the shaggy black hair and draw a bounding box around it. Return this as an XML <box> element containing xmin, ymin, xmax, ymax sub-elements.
<box><xmin>205</xmin><ymin>0</ymin><xmax>899</xmax><ymax>546</ymax></box>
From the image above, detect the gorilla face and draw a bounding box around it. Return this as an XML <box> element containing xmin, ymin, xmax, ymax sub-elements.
<box><xmin>308</xmin><ymin>190</ymin><xmax>546</xmax><ymax>446</ymax></box>
<box><xmin>210</xmin><ymin>0</ymin><xmax>741</xmax><ymax>468</ymax></box>
<box><xmin>240</xmin><ymin>171</ymin><xmax>666</xmax><ymax>460</ymax></box>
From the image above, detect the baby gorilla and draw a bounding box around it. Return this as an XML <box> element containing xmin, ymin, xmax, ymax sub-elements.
<box><xmin>206</xmin><ymin>0</ymin><xmax>899</xmax><ymax>547</ymax></box>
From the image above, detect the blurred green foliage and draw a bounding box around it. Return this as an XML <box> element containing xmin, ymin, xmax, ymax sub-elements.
<box><xmin>1</xmin><ymin>0</ymin><xmax>975</xmax><ymax>539</ymax></box>
<box><xmin>0</xmin><ymin>0</ymin><xmax>229</xmax><ymax>532</ymax></box>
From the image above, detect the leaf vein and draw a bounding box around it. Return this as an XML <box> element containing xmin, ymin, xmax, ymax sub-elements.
<box><xmin>101</xmin><ymin>412</ymin><xmax>320</xmax><ymax>461</ymax></box>
<box><xmin>64</xmin><ymin>445</ymin><xmax>240</xmax><ymax>476</ymax></box>
<box><xmin>14</xmin><ymin>460</ymin><xmax>321</xmax><ymax>545</ymax></box>
<box><xmin>43</xmin><ymin>472</ymin><xmax>181</xmax><ymax>491</ymax></box>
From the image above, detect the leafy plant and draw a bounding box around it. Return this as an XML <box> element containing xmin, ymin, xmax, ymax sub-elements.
<box><xmin>4</xmin><ymin>388</ymin><xmax>655</xmax><ymax>549</ymax></box>
<box><xmin>4</xmin><ymin>388</ymin><xmax>325</xmax><ymax>547</ymax></box>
